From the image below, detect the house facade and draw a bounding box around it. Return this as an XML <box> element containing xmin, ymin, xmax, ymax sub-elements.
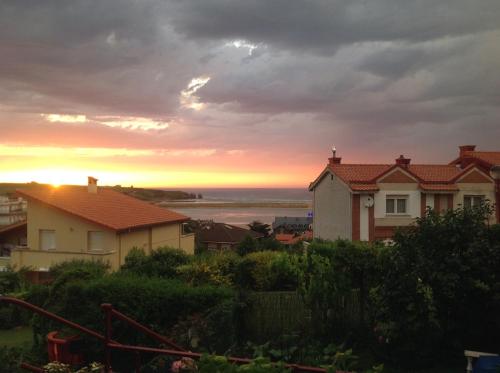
<box><xmin>309</xmin><ymin>145</ymin><xmax>500</xmax><ymax>242</ymax></box>
<box><xmin>10</xmin><ymin>178</ymin><xmax>194</xmax><ymax>272</ymax></box>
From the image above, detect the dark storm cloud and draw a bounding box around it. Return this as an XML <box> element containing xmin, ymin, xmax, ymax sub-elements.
<box><xmin>166</xmin><ymin>0</ymin><xmax>500</xmax><ymax>54</ymax></box>
<box><xmin>0</xmin><ymin>0</ymin><xmax>499</xmax><ymax>165</ymax></box>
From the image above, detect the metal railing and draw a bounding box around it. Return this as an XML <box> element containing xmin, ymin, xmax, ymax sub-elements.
<box><xmin>1</xmin><ymin>295</ymin><xmax>327</xmax><ymax>373</ymax></box>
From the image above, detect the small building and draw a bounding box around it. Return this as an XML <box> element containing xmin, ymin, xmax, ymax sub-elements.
<box><xmin>10</xmin><ymin>177</ymin><xmax>194</xmax><ymax>272</ymax></box>
<box><xmin>309</xmin><ymin>145</ymin><xmax>500</xmax><ymax>242</ymax></box>
<box><xmin>272</xmin><ymin>216</ymin><xmax>312</xmax><ymax>234</ymax></box>
<box><xmin>196</xmin><ymin>221</ymin><xmax>264</xmax><ymax>251</ymax></box>
<box><xmin>275</xmin><ymin>231</ymin><xmax>313</xmax><ymax>247</ymax></box>
<box><xmin>0</xmin><ymin>196</ymin><xmax>27</xmax><ymax>226</ymax></box>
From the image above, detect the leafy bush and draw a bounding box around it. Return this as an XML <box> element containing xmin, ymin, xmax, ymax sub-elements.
<box><xmin>236</xmin><ymin>235</ymin><xmax>259</xmax><ymax>256</ymax></box>
<box><xmin>196</xmin><ymin>355</ymin><xmax>291</xmax><ymax>373</ymax></box>
<box><xmin>0</xmin><ymin>267</ymin><xmax>21</xmax><ymax>293</ymax></box>
<box><xmin>301</xmin><ymin>239</ymin><xmax>381</xmax><ymax>337</ymax></box>
<box><xmin>121</xmin><ymin>246</ymin><xmax>190</xmax><ymax>278</ymax></box>
<box><xmin>177</xmin><ymin>252</ymin><xmax>241</xmax><ymax>286</ymax></box>
<box><xmin>0</xmin><ymin>347</ymin><xmax>24</xmax><ymax>373</ymax></box>
<box><xmin>49</xmin><ymin>260</ymin><xmax>109</xmax><ymax>280</ymax></box>
<box><xmin>33</xmin><ymin>272</ymin><xmax>236</xmax><ymax>367</ymax></box>
<box><xmin>236</xmin><ymin>251</ymin><xmax>301</xmax><ymax>291</ymax></box>
<box><xmin>371</xmin><ymin>204</ymin><xmax>500</xmax><ymax>366</ymax></box>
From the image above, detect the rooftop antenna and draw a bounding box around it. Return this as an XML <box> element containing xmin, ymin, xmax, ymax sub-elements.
<box><xmin>331</xmin><ymin>145</ymin><xmax>336</xmax><ymax>157</ymax></box>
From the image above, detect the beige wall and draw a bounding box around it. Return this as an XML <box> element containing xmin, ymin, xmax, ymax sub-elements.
<box><xmin>313</xmin><ymin>173</ymin><xmax>352</xmax><ymax>241</ymax></box>
<box><xmin>117</xmin><ymin>223</ymin><xmax>195</xmax><ymax>265</ymax></box>
<box><xmin>14</xmin><ymin>200</ymin><xmax>194</xmax><ymax>271</ymax></box>
<box><xmin>27</xmin><ymin>200</ymin><xmax>116</xmax><ymax>253</ymax></box>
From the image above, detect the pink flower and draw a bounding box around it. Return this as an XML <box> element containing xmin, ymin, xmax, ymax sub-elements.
<box><xmin>171</xmin><ymin>360</ymin><xmax>183</xmax><ymax>373</ymax></box>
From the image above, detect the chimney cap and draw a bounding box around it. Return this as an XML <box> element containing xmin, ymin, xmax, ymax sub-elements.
<box><xmin>395</xmin><ymin>155</ymin><xmax>411</xmax><ymax>167</ymax></box>
<box><xmin>88</xmin><ymin>176</ymin><xmax>98</xmax><ymax>184</ymax></box>
<box><xmin>459</xmin><ymin>145</ymin><xmax>476</xmax><ymax>157</ymax></box>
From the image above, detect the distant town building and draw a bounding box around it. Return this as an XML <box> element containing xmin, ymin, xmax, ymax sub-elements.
<box><xmin>9</xmin><ymin>177</ymin><xmax>195</xmax><ymax>274</ymax></box>
<box><xmin>275</xmin><ymin>231</ymin><xmax>313</xmax><ymax>247</ymax></box>
<box><xmin>272</xmin><ymin>216</ymin><xmax>312</xmax><ymax>234</ymax></box>
<box><xmin>0</xmin><ymin>196</ymin><xmax>27</xmax><ymax>226</ymax></box>
<box><xmin>309</xmin><ymin>145</ymin><xmax>500</xmax><ymax>242</ymax></box>
<box><xmin>195</xmin><ymin>221</ymin><xmax>264</xmax><ymax>251</ymax></box>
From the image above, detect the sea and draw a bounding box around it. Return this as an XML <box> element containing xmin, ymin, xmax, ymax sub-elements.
<box><xmin>162</xmin><ymin>188</ymin><xmax>313</xmax><ymax>226</ymax></box>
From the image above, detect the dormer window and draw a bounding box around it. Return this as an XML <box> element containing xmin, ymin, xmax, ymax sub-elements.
<box><xmin>386</xmin><ymin>195</ymin><xmax>408</xmax><ymax>215</ymax></box>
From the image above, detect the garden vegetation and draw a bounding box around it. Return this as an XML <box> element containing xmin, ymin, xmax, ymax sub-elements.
<box><xmin>1</xmin><ymin>203</ymin><xmax>499</xmax><ymax>372</ymax></box>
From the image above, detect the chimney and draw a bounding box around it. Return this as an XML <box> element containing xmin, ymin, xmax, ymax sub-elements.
<box><xmin>88</xmin><ymin>176</ymin><xmax>98</xmax><ymax>194</ymax></box>
<box><xmin>395</xmin><ymin>155</ymin><xmax>411</xmax><ymax>168</ymax></box>
<box><xmin>459</xmin><ymin>145</ymin><xmax>476</xmax><ymax>158</ymax></box>
<box><xmin>328</xmin><ymin>146</ymin><xmax>342</xmax><ymax>165</ymax></box>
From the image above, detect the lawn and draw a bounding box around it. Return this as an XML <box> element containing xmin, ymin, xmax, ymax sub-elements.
<box><xmin>0</xmin><ymin>326</ymin><xmax>33</xmax><ymax>348</ymax></box>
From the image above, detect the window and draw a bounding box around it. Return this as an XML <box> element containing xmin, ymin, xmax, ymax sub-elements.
<box><xmin>386</xmin><ymin>195</ymin><xmax>408</xmax><ymax>214</ymax></box>
<box><xmin>39</xmin><ymin>230</ymin><xmax>56</xmax><ymax>250</ymax></box>
<box><xmin>87</xmin><ymin>231</ymin><xmax>104</xmax><ymax>251</ymax></box>
<box><xmin>464</xmin><ymin>195</ymin><xmax>484</xmax><ymax>209</ymax></box>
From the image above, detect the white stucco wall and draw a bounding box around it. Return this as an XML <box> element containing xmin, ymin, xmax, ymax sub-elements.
<box><xmin>374</xmin><ymin>184</ymin><xmax>421</xmax><ymax>219</ymax></box>
<box><xmin>313</xmin><ymin>173</ymin><xmax>352</xmax><ymax>241</ymax></box>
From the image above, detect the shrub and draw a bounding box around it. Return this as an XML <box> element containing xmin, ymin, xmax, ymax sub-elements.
<box><xmin>0</xmin><ymin>267</ymin><xmax>21</xmax><ymax>293</ymax></box>
<box><xmin>177</xmin><ymin>252</ymin><xmax>241</xmax><ymax>287</ymax></box>
<box><xmin>0</xmin><ymin>347</ymin><xmax>24</xmax><ymax>373</ymax></box>
<box><xmin>33</xmin><ymin>273</ymin><xmax>236</xmax><ymax>367</ymax></box>
<box><xmin>236</xmin><ymin>251</ymin><xmax>301</xmax><ymax>291</ymax></box>
<box><xmin>371</xmin><ymin>204</ymin><xmax>500</xmax><ymax>366</ymax></box>
<box><xmin>49</xmin><ymin>260</ymin><xmax>109</xmax><ymax>280</ymax></box>
<box><xmin>121</xmin><ymin>246</ymin><xmax>190</xmax><ymax>278</ymax></box>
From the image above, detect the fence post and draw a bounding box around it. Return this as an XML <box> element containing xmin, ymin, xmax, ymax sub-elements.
<box><xmin>101</xmin><ymin>303</ymin><xmax>113</xmax><ymax>373</ymax></box>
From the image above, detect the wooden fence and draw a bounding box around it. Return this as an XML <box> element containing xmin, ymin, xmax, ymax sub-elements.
<box><xmin>242</xmin><ymin>290</ymin><xmax>362</xmax><ymax>342</ymax></box>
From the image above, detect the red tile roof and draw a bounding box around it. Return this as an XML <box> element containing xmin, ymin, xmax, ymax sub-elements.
<box><xmin>310</xmin><ymin>160</ymin><xmax>489</xmax><ymax>192</ymax></box>
<box><xmin>419</xmin><ymin>183</ymin><xmax>459</xmax><ymax>191</ymax></box>
<box><xmin>466</xmin><ymin>151</ymin><xmax>500</xmax><ymax>166</ymax></box>
<box><xmin>329</xmin><ymin>164</ymin><xmax>462</xmax><ymax>185</ymax></box>
<box><xmin>408</xmin><ymin>165</ymin><xmax>461</xmax><ymax>182</ymax></box>
<box><xmin>350</xmin><ymin>184</ymin><xmax>379</xmax><ymax>191</ymax></box>
<box><xmin>330</xmin><ymin>164</ymin><xmax>391</xmax><ymax>183</ymax></box>
<box><xmin>17</xmin><ymin>186</ymin><xmax>189</xmax><ymax>231</ymax></box>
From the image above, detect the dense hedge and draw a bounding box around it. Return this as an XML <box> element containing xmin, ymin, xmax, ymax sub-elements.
<box><xmin>372</xmin><ymin>204</ymin><xmax>500</xmax><ymax>367</ymax></box>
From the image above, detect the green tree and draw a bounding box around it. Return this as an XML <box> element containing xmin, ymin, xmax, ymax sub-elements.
<box><xmin>248</xmin><ymin>221</ymin><xmax>271</xmax><ymax>237</ymax></box>
<box><xmin>236</xmin><ymin>235</ymin><xmax>259</xmax><ymax>256</ymax></box>
<box><xmin>371</xmin><ymin>203</ymin><xmax>500</xmax><ymax>366</ymax></box>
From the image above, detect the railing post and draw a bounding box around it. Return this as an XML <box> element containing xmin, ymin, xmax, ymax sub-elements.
<box><xmin>101</xmin><ymin>303</ymin><xmax>113</xmax><ymax>373</ymax></box>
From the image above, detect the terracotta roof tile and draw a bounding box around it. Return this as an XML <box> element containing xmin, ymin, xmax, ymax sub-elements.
<box><xmin>329</xmin><ymin>164</ymin><xmax>391</xmax><ymax>183</ymax></box>
<box><xmin>17</xmin><ymin>186</ymin><xmax>188</xmax><ymax>231</ymax></box>
<box><xmin>408</xmin><ymin>165</ymin><xmax>462</xmax><ymax>182</ymax></box>
<box><xmin>467</xmin><ymin>151</ymin><xmax>500</xmax><ymax>166</ymax></box>
<box><xmin>329</xmin><ymin>164</ymin><xmax>462</xmax><ymax>184</ymax></box>
<box><xmin>419</xmin><ymin>183</ymin><xmax>459</xmax><ymax>191</ymax></box>
<box><xmin>350</xmin><ymin>184</ymin><xmax>379</xmax><ymax>191</ymax></box>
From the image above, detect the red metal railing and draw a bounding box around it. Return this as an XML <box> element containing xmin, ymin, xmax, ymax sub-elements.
<box><xmin>1</xmin><ymin>295</ymin><xmax>327</xmax><ymax>373</ymax></box>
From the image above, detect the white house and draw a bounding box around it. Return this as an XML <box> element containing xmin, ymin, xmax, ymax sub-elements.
<box><xmin>309</xmin><ymin>145</ymin><xmax>500</xmax><ymax>242</ymax></box>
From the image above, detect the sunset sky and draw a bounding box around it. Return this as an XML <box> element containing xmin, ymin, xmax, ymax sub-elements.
<box><xmin>1</xmin><ymin>1</ymin><xmax>500</xmax><ymax>188</ymax></box>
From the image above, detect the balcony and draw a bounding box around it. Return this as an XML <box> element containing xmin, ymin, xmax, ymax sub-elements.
<box><xmin>10</xmin><ymin>247</ymin><xmax>118</xmax><ymax>270</ymax></box>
